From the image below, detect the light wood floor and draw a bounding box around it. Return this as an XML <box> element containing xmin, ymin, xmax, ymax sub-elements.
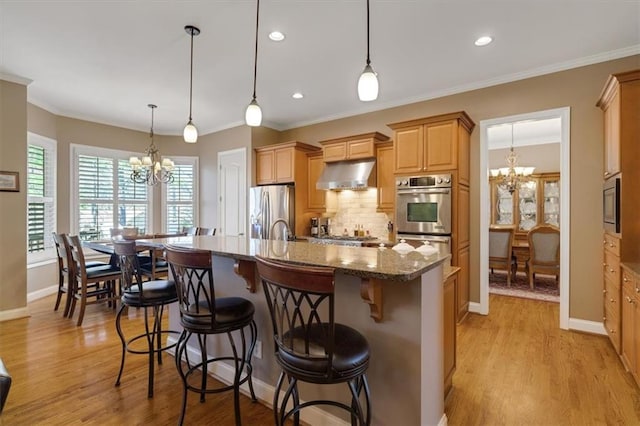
<box><xmin>446</xmin><ymin>294</ymin><xmax>640</xmax><ymax>426</ymax></box>
<box><xmin>2</xmin><ymin>294</ymin><xmax>640</xmax><ymax>425</ymax></box>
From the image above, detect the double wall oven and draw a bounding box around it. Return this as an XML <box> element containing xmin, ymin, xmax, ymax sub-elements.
<box><xmin>395</xmin><ymin>174</ymin><xmax>452</xmax><ymax>257</ymax></box>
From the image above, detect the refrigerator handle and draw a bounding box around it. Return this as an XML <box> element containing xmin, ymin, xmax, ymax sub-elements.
<box><xmin>262</xmin><ymin>191</ymin><xmax>269</xmax><ymax>239</ymax></box>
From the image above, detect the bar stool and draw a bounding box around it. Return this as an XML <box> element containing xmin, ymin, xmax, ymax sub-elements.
<box><xmin>112</xmin><ymin>240</ymin><xmax>180</xmax><ymax>398</ymax></box>
<box><xmin>255</xmin><ymin>256</ymin><xmax>371</xmax><ymax>425</ymax></box>
<box><xmin>165</xmin><ymin>245</ymin><xmax>257</xmax><ymax>426</ymax></box>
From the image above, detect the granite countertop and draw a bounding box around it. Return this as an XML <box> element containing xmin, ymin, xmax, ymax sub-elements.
<box><xmin>137</xmin><ymin>235</ymin><xmax>448</xmax><ymax>282</ymax></box>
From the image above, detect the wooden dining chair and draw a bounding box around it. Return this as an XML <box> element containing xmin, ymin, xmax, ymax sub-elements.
<box><xmin>52</xmin><ymin>232</ymin><xmax>107</xmax><ymax>317</ymax></box>
<box><xmin>197</xmin><ymin>227</ymin><xmax>216</xmax><ymax>236</ymax></box>
<box><xmin>181</xmin><ymin>227</ymin><xmax>198</xmax><ymax>236</ymax></box>
<box><xmin>527</xmin><ymin>224</ymin><xmax>560</xmax><ymax>289</ymax></box>
<box><xmin>489</xmin><ymin>225</ymin><xmax>516</xmax><ymax>286</ymax></box>
<box><xmin>66</xmin><ymin>235</ymin><xmax>122</xmax><ymax>326</ymax></box>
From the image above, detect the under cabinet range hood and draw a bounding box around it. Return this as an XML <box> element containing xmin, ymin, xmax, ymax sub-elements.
<box><xmin>316</xmin><ymin>159</ymin><xmax>376</xmax><ymax>190</ymax></box>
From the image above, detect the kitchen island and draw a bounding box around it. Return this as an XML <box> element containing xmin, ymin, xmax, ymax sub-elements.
<box><xmin>138</xmin><ymin>235</ymin><xmax>449</xmax><ymax>426</ymax></box>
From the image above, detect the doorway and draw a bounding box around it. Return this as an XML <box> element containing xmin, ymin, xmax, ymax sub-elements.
<box><xmin>218</xmin><ymin>148</ymin><xmax>247</xmax><ymax>236</ymax></box>
<box><xmin>478</xmin><ymin>107</ymin><xmax>570</xmax><ymax>329</ymax></box>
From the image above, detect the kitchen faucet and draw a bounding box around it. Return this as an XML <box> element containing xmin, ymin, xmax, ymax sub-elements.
<box><xmin>270</xmin><ymin>219</ymin><xmax>293</xmax><ymax>241</ymax></box>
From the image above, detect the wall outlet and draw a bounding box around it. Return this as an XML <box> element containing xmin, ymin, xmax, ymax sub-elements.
<box><xmin>254</xmin><ymin>340</ymin><xmax>263</xmax><ymax>359</ymax></box>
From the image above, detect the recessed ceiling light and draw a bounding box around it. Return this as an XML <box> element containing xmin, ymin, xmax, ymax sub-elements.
<box><xmin>268</xmin><ymin>31</ymin><xmax>285</xmax><ymax>41</ymax></box>
<box><xmin>475</xmin><ymin>36</ymin><xmax>493</xmax><ymax>46</ymax></box>
<box><xmin>292</xmin><ymin>92</ymin><xmax>304</xmax><ymax>99</ymax></box>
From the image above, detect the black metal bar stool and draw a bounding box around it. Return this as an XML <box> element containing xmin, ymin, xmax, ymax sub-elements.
<box><xmin>255</xmin><ymin>256</ymin><xmax>371</xmax><ymax>425</ymax></box>
<box><xmin>165</xmin><ymin>245</ymin><xmax>257</xmax><ymax>426</ymax></box>
<box><xmin>112</xmin><ymin>240</ymin><xmax>180</xmax><ymax>398</ymax></box>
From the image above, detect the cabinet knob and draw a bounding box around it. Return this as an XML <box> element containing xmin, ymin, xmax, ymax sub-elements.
<box><xmin>624</xmin><ymin>277</ymin><xmax>629</xmax><ymax>282</ymax></box>
<box><xmin>603</xmin><ymin>263</ymin><xmax>607</xmax><ymax>267</ymax></box>
<box><xmin>610</xmin><ymin>298</ymin><xmax>615</xmax><ymax>303</ymax></box>
<box><xmin>626</xmin><ymin>296</ymin><xmax>633</xmax><ymax>303</ymax></box>
<box><xmin>603</xmin><ymin>289</ymin><xmax>607</xmax><ymax>294</ymax></box>
<box><xmin>610</xmin><ymin>243</ymin><xmax>615</xmax><ymax>248</ymax></box>
<box><xmin>610</xmin><ymin>268</ymin><xmax>615</xmax><ymax>273</ymax></box>
<box><xmin>603</xmin><ymin>240</ymin><xmax>607</xmax><ymax>245</ymax></box>
<box><xmin>610</xmin><ymin>329</ymin><xmax>615</xmax><ymax>334</ymax></box>
<box><xmin>605</xmin><ymin>171</ymin><xmax>610</xmax><ymax>177</ymax></box>
<box><xmin>636</xmin><ymin>287</ymin><xmax>640</xmax><ymax>294</ymax></box>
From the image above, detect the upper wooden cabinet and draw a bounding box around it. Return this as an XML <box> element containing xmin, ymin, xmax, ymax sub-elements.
<box><xmin>388</xmin><ymin>112</ymin><xmax>474</xmax><ymax>177</ymax></box>
<box><xmin>319</xmin><ymin>132</ymin><xmax>390</xmax><ymax>162</ymax></box>
<box><xmin>255</xmin><ymin>141</ymin><xmax>319</xmax><ymax>185</ymax></box>
<box><xmin>597</xmin><ymin>70</ymin><xmax>640</xmax><ymax>178</ymax></box>
<box><xmin>307</xmin><ymin>151</ymin><xmax>326</xmax><ymax>211</ymax></box>
<box><xmin>376</xmin><ymin>141</ymin><xmax>394</xmax><ymax>213</ymax></box>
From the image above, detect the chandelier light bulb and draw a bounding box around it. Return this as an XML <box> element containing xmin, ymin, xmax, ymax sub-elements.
<box><xmin>358</xmin><ymin>64</ymin><xmax>379</xmax><ymax>101</ymax></box>
<box><xmin>245</xmin><ymin>99</ymin><xmax>262</xmax><ymax>127</ymax></box>
<box><xmin>183</xmin><ymin>120</ymin><xmax>198</xmax><ymax>143</ymax></box>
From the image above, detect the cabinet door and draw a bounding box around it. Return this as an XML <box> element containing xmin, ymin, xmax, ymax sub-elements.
<box><xmin>274</xmin><ymin>148</ymin><xmax>295</xmax><ymax>183</ymax></box>
<box><xmin>376</xmin><ymin>144</ymin><xmax>395</xmax><ymax>212</ymax></box>
<box><xmin>307</xmin><ymin>154</ymin><xmax>326</xmax><ymax>210</ymax></box>
<box><xmin>456</xmin><ymin>246</ymin><xmax>470</xmax><ymax>322</ymax></box>
<box><xmin>443</xmin><ymin>272</ymin><xmax>457</xmax><ymax>397</ymax></box>
<box><xmin>622</xmin><ymin>279</ymin><xmax>636</xmax><ymax>372</ymax></box>
<box><xmin>541</xmin><ymin>177</ymin><xmax>560</xmax><ymax>227</ymax></box>
<box><xmin>256</xmin><ymin>150</ymin><xmax>275</xmax><ymax>185</ymax></box>
<box><xmin>518</xmin><ymin>180</ymin><xmax>537</xmax><ymax>232</ymax></box>
<box><xmin>323</xmin><ymin>142</ymin><xmax>347</xmax><ymax>162</ymax></box>
<box><xmin>458</xmin><ymin>185</ymin><xmax>470</xmax><ymax>248</ymax></box>
<box><xmin>491</xmin><ymin>180</ymin><xmax>514</xmax><ymax>225</ymax></box>
<box><xmin>425</xmin><ymin>120</ymin><xmax>457</xmax><ymax>172</ymax></box>
<box><xmin>394</xmin><ymin>126</ymin><xmax>423</xmax><ymax>173</ymax></box>
<box><xmin>603</xmin><ymin>87</ymin><xmax>621</xmax><ymax>177</ymax></box>
<box><xmin>347</xmin><ymin>139</ymin><xmax>375</xmax><ymax>159</ymax></box>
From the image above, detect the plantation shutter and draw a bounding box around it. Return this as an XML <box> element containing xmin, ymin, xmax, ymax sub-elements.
<box><xmin>166</xmin><ymin>163</ymin><xmax>195</xmax><ymax>234</ymax></box>
<box><xmin>27</xmin><ymin>143</ymin><xmax>56</xmax><ymax>253</ymax></box>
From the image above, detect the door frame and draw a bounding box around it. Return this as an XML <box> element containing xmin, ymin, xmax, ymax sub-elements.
<box><xmin>478</xmin><ymin>107</ymin><xmax>570</xmax><ymax>329</ymax></box>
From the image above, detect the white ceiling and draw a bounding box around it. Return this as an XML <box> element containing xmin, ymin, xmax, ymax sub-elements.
<box><xmin>1</xmin><ymin>1</ymin><xmax>639</xmax><ymax>136</ymax></box>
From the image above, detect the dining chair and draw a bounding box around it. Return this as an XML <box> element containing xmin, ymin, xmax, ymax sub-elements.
<box><xmin>66</xmin><ymin>235</ymin><xmax>122</xmax><ymax>326</ymax></box>
<box><xmin>489</xmin><ymin>225</ymin><xmax>516</xmax><ymax>286</ymax></box>
<box><xmin>197</xmin><ymin>227</ymin><xmax>216</xmax><ymax>236</ymax></box>
<box><xmin>110</xmin><ymin>227</ymin><xmax>139</xmax><ymax>239</ymax></box>
<box><xmin>0</xmin><ymin>358</ymin><xmax>10</xmax><ymax>414</ymax></box>
<box><xmin>165</xmin><ymin>245</ymin><xmax>257</xmax><ymax>426</ymax></box>
<box><xmin>52</xmin><ymin>232</ymin><xmax>107</xmax><ymax>317</ymax></box>
<box><xmin>255</xmin><ymin>256</ymin><xmax>371</xmax><ymax>425</ymax></box>
<box><xmin>527</xmin><ymin>224</ymin><xmax>560</xmax><ymax>289</ymax></box>
<box><xmin>112</xmin><ymin>240</ymin><xmax>179</xmax><ymax>398</ymax></box>
<box><xmin>181</xmin><ymin>227</ymin><xmax>198</xmax><ymax>236</ymax></box>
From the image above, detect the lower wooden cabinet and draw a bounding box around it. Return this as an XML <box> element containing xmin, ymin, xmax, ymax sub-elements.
<box><xmin>443</xmin><ymin>267</ymin><xmax>459</xmax><ymax>399</ymax></box>
<box><xmin>603</xmin><ymin>232</ymin><xmax>622</xmax><ymax>352</ymax></box>
<box><xmin>621</xmin><ymin>264</ymin><xmax>640</xmax><ymax>386</ymax></box>
<box><xmin>456</xmin><ymin>245</ymin><xmax>470</xmax><ymax>323</ymax></box>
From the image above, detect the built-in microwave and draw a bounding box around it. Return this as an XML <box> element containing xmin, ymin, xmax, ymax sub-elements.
<box><xmin>603</xmin><ymin>176</ymin><xmax>620</xmax><ymax>234</ymax></box>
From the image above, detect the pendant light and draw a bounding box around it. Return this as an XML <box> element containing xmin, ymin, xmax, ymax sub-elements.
<box><xmin>183</xmin><ymin>25</ymin><xmax>200</xmax><ymax>143</ymax></box>
<box><xmin>358</xmin><ymin>0</ymin><xmax>379</xmax><ymax>101</ymax></box>
<box><xmin>245</xmin><ymin>0</ymin><xmax>262</xmax><ymax>127</ymax></box>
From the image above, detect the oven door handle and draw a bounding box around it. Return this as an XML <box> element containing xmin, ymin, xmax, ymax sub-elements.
<box><xmin>397</xmin><ymin>188</ymin><xmax>450</xmax><ymax>195</ymax></box>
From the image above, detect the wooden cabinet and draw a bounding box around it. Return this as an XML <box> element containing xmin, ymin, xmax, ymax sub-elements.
<box><xmin>376</xmin><ymin>141</ymin><xmax>395</xmax><ymax>213</ymax></box>
<box><xmin>621</xmin><ymin>264</ymin><xmax>640</xmax><ymax>386</ymax></box>
<box><xmin>388</xmin><ymin>112</ymin><xmax>474</xmax><ymax>175</ymax></box>
<box><xmin>254</xmin><ymin>141</ymin><xmax>321</xmax><ymax>236</ymax></box>
<box><xmin>603</xmin><ymin>232</ymin><xmax>622</xmax><ymax>353</ymax></box>
<box><xmin>456</xmin><ymin>245</ymin><xmax>470</xmax><ymax>323</ymax></box>
<box><xmin>443</xmin><ymin>267</ymin><xmax>459</xmax><ymax>399</ymax></box>
<box><xmin>490</xmin><ymin>173</ymin><xmax>560</xmax><ymax>237</ymax></box>
<box><xmin>307</xmin><ymin>151</ymin><xmax>326</xmax><ymax>211</ymax></box>
<box><xmin>319</xmin><ymin>132</ymin><xmax>389</xmax><ymax>163</ymax></box>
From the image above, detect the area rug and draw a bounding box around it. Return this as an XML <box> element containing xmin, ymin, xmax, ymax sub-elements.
<box><xmin>489</xmin><ymin>271</ymin><xmax>560</xmax><ymax>303</ymax></box>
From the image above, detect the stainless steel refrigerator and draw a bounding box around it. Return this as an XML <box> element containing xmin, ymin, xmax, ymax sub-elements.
<box><xmin>249</xmin><ymin>184</ymin><xmax>295</xmax><ymax>240</ymax></box>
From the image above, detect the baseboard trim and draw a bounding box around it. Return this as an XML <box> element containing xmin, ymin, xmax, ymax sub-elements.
<box><xmin>167</xmin><ymin>336</ymin><xmax>350</xmax><ymax>425</ymax></box>
<box><xmin>568</xmin><ymin>317</ymin><xmax>606</xmax><ymax>335</ymax></box>
<box><xmin>468</xmin><ymin>302</ymin><xmax>483</xmax><ymax>314</ymax></box>
<box><xmin>0</xmin><ymin>306</ymin><xmax>30</xmax><ymax>322</ymax></box>
<box><xmin>27</xmin><ymin>285</ymin><xmax>58</xmax><ymax>303</ymax></box>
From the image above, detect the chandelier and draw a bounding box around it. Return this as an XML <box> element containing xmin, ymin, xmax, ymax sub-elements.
<box><xmin>129</xmin><ymin>104</ymin><xmax>175</xmax><ymax>185</ymax></box>
<box><xmin>490</xmin><ymin>124</ymin><xmax>534</xmax><ymax>193</ymax></box>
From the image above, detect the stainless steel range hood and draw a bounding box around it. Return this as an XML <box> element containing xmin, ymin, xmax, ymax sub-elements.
<box><xmin>316</xmin><ymin>158</ymin><xmax>376</xmax><ymax>190</ymax></box>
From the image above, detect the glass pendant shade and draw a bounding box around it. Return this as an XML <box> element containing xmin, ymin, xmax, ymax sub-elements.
<box><xmin>245</xmin><ymin>99</ymin><xmax>262</xmax><ymax>127</ymax></box>
<box><xmin>358</xmin><ymin>64</ymin><xmax>379</xmax><ymax>101</ymax></box>
<box><xmin>183</xmin><ymin>120</ymin><xmax>198</xmax><ymax>143</ymax></box>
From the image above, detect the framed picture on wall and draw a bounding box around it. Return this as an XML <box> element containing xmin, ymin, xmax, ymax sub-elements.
<box><xmin>0</xmin><ymin>171</ymin><xmax>19</xmax><ymax>192</ymax></box>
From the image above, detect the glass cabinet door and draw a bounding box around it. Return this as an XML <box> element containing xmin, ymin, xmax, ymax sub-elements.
<box><xmin>542</xmin><ymin>178</ymin><xmax>560</xmax><ymax>227</ymax></box>
<box><xmin>495</xmin><ymin>183</ymin><xmax>514</xmax><ymax>225</ymax></box>
<box><xmin>518</xmin><ymin>180</ymin><xmax>537</xmax><ymax>231</ymax></box>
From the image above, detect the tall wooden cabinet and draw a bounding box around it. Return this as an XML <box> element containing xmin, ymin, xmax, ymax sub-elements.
<box><xmin>376</xmin><ymin>141</ymin><xmax>395</xmax><ymax>213</ymax></box>
<box><xmin>388</xmin><ymin>111</ymin><xmax>475</xmax><ymax>322</ymax></box>
<box><xmin>597</xmin><ymin>69</ymin><xmax>640</xmax><ymax>384</ymax></box>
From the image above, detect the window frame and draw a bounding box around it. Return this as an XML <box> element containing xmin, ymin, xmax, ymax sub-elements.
<box><xmin>161</xmin><ymin>156</ymin><xmax>199</xmax><ymax>234</ymax></box>
<box><xmin>27</xmin><ymin>133</ymin><xmax>57</xmax><ymax>263</ymax></box>
<box><xmin>70</xmin><ymin>144</ymin><xmax>154</xmax><ymax>238</ymax></box>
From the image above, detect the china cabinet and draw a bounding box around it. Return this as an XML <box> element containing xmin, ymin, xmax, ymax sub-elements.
<box><xmin>489</xmin><ymin>173</ymin><xmax>560</xmax><ymax>236</ymax></box>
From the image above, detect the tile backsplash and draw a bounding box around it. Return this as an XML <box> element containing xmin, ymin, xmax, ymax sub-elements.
<box><xmin>328</xmin><ymin>189</ymin><xmax>392</xmax><ymax>239</ymax></box>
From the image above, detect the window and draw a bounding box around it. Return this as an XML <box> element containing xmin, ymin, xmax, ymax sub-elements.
<box><xmin>27</xmin><ymin>133</ymin><xmax>56</xmax><ymax>257</ymax></box>
<box><xmin>163</xmin><ymin>157</ymin><xmax>198</xmax><ymax>234</ymax></box>
<box><xmin>71</xmin><ymin>145</ymin><xmax>151</xmax><ymax>240</ymax></box>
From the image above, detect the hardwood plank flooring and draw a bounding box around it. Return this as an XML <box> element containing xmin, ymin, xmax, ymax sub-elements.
<box><xmin>0</xmin><ymin>295</ymin><xmax>276</xmax><ymax>425</ymax></box>
<box><xmin>3</xmin><ymin>293</ymin><xmax>640</xmax><ymax>425</ymax></box>
<box><xmin>446</xmin><ymin>294</ymin><xmax>640</xmax><ymax>426</ymax></box>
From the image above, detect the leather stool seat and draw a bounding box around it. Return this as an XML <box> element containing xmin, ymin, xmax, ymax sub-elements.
<box><xmin>181</xmin><ymin>297</ymin><xmax>255</xmax><ymax>331</ymax></box>
<box><xmin>121</xmin><ymin>279</ymin><xmax>177</xmax><ymax>306</ymax></box>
